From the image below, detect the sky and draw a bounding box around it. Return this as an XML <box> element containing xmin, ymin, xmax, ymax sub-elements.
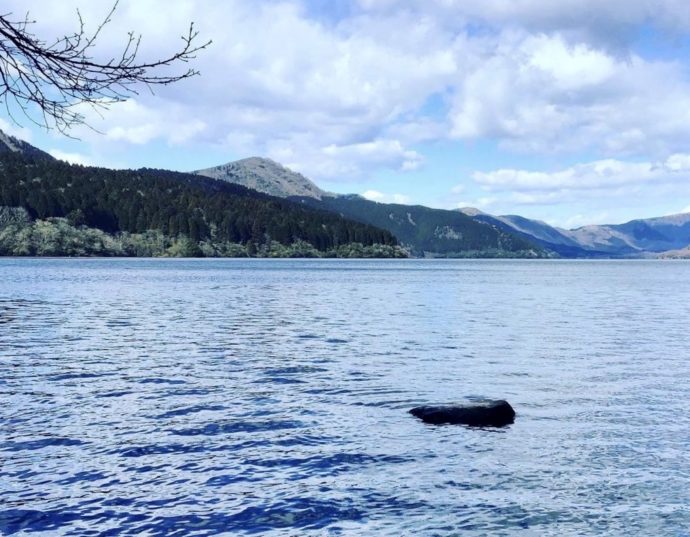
<box><xmin>4</xmin><ymin>0</ymin><xmax>690</xmax><ymax>228</ymax></box>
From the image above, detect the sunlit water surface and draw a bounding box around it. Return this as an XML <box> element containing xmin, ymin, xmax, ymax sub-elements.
<box><xmin>1</xmin><ymin>258</ymin><xmax>689</xmax><ymax>536</ymax></box>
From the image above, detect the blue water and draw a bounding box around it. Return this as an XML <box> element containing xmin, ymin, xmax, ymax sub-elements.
<box><xmin>1</xmin><ymin>258</ymin><xmax>689</xmax><ymax>536</ymax></box>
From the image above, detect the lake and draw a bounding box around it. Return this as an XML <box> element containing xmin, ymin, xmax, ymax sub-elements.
<box><xmin>1</xmin><ymin>258</ymin><xmax>689</xmax><ymax>536</ymax></box>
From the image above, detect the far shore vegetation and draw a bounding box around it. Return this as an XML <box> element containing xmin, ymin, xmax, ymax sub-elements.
<box><xmin>0</xmin><ymin>149</ymin><xmax>403</xmax><ymax>258</ymax></box>
<box><xmin>0</xmin><ymin>212</ymin><xmax>406</xmax><ymax>258</ymax></box>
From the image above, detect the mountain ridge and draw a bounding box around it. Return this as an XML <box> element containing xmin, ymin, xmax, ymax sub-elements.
<box><xmin>0</xmin><ymin>130</ymin><xmax>55</xmax><ymax>161</ymax></box>
<box><xmin>459</xmin><ymin>207</ymin><xmax>690</xmax><ymax>257</ymax></box>
<box><xmin>193</xmin><ymin>156</ymin><xmax>690</xmax><ymax>258</ymax></box>
<box><xmin>192</xmin><ymin>158</ymin><xmax>548</xmax><ymax>256</ymax></box>
<box><xmin>3</xmin><ymin>127</ymin><xmax>687</xmax><ymax>258</ymax></box>
<box><xmin>293</xmin><ymin>195</ymin><xmax>546</xmax><ymax>257</ymax></box>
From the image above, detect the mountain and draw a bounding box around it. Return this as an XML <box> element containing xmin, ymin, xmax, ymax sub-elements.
<box><xmin>193</xmin><ymin>159</ymin><xmax>546</xmax><ymax>257</ymax></box>
<box><xmin>0</xmin><ymin>130</ymin><xmax>401</xmax><ymax>258</ymax></box>
<box><xmin>195</xmin><ymin>157</ymin><xmax>326</xmax><ymax>199</ymax></box>
<box><xmin>570</xmin><ymin>213</ymin><xmax>690</xmax><ymax>253</ymax></box>
<box><xmin>460</xmin><ymin>208</ymin><xmax>690</xmax><ymax>257</ymax></box>
<box><xmin>294</xmin><ymin>195</ymin><xmax>546</xmax><ymax>257</ymax></box>
<box><xmin>458</xmin><ymin>208</ymin><xmax>599</xmax><ymax>257</ymax></box>
<box><xmin>659</xmin><ymin>245</ymin><xmax>690</xmax><ymax>259</ymax></box>
<box><xmin>5</xmin><ymin>128</ymin><xmax>684</xmax><ymax>259</ymax></box>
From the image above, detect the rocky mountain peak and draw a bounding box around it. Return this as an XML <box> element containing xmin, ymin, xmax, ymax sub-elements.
<box><xmin>457</xmin><ymin>207</ymin><xmax>486</xmax><ymax>217</ymax></box>
<box><xmin>194</xmin><ymin>156</ymin><xmax>326</xmax><ymax>199</ymax></box>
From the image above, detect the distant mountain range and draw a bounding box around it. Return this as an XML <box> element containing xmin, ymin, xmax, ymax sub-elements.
<box><xmin>458</xmin><ymin>208</ymin><xmax>690</xmax><ymax>258</ymax></box>
<box><xmin>196</xmin><ymin>156</ymin><xmax>690</xmax><ymax>258</ymax></box>
<box><xmin>1</xmin><ymin>126</ymin><xmax>687</xmax><ymax>258</ymax></box>
<box><xmin>194</xmin><ymin>157</ymin><xmax>546</xmax><ymax>257</ymax></box>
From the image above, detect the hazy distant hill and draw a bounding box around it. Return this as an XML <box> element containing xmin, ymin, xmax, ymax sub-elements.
<box><xmin>458</xmin><ymin>208</ymin><xmax>602</xmax><ymax>257</ymax></box>
<box><xmin>659</xmin><ymin>245</ymin><xmax>690</xmax><ymax>259</ymax></box>
<box><xmin>195</xmin><ymin>157</ymin><xmax>326</xmax><ymax>199</ymax></box>
<box><xmin>459</xmin><ymin>207</ymin><xmax>690</xmax><ymax>257</ymax></box>
<box><xmin>570</xmin><ymin>213</ymin><xmax>690</xmax><ymax>253</ymax></box>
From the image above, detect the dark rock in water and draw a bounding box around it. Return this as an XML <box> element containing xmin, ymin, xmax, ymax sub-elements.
<box><xmin>409</xmin><ymin>400</ymin><xmax>515</xmax><ymax>427</ymax></box>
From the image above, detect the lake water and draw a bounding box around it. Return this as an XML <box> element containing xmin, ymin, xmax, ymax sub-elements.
<box><xmin>1</xmin><ymin>258</ymin><xmax>689</xmax><ymax>536</ymax></box>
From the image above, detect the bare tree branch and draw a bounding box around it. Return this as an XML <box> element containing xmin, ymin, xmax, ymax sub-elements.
<box><xmin>0</xmin><ymin>1</ymin><xmax>211</xmax><ymax>135</ymax></box>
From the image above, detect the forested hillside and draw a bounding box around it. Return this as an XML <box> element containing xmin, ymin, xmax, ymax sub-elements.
<box><xmin>295</xmin><ymin>195</ymin><xmax>546</xmax><ymax>257</ymax></box>
<box><xmin>0</xmin><ymin>149</ymin><xmax>401</xmax><ymax>257</ymax></box>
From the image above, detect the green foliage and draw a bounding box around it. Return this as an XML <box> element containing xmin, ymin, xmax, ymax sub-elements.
<box><xmin>0</xmin><ymin>216</ymin><xmax>407</xmax><ymax>258</ymax></box>
<box><xmin>0</xmin><ymin>218</ymin><xmax>117</xmax><ymax>256</ymax></box>
<box><xmin>0</xmin><ymin>151</ymin><xmax>397</xmax><ymax>255</ymax></box>
<box><xmin>296</xmin><ymin>195</ymin><xmax>546</xmax><ymax>257</ymax></box>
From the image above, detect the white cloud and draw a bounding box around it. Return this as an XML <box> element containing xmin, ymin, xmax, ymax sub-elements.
<box><xmin>356</xmin><ymin>0</ymin><xmax>690</xmax><ymax>46</ymax></box>
<box><xmin>449</xmin><ymin>32</ymin><xmax>690</xmax><ymax>156</ymax></box>
<box><xmin>361</xmin><ymin>190</ymin><xmax>411</xmax><ymax>204</ymax></box>
<box><xmin>454</xmin><ymin>197</ymin><xmax>498</xmax><ymax>209</ymax></box>
<box><xmin>18</xmin><ymin>0</ymin><xmax>446</xmax><ymax>181</ymax></box>
<box><xmin>322</xmin><ymin>139</ymin><xmax>423</xmax><ymax>174</ymax></box>
<box><xmin>526</xmin><ymin>36</ymin><xmax>615</xmax><ymax>90</ymax></box>
<box><xmin>362</xmin><ymin>190</ymin><xmax>385</xmax><ymax>201</ymax></box>
<box><xmin>666</xmin><ymin>154</ymin><xmax>690</xmax><ymax>172</ymax></box>
<box><xmin>0</xmin><ymin>118</ymin><xmax>32</xmax><ymax>142</ymax></box>
<box><xmin>474</xmin><ymin>155</ymin><xmax>690</xmax><ymax>192</ymax></box>
<box><xmin>70</xmin><ymin>100</ymin><xmax>207</xmax><ymax>147</ymax></box>
<box><xmin>562</xmin><ymin>211</ymin><xmax>611</xmax><ymax>229</ymax></box>
<box><xmin>466</xmin><ymin>154</ymin><xmax>690</xmax><ymax>218</ymax></box>
<box><xmin>106</xmin><ymin>124</ymin><xmax>159</xmax><ymax>146</ymax></box>
<box><xmin>6</xmin><ymin>0</ymin><xmax>690</xmax><ymax>206</ymax></box>
<box><xmin>47</xmin><ymin>150</ymin><xmax>93</xmax><ymax>166</ymax></box>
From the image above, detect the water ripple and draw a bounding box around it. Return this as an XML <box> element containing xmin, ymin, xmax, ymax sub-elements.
<box><xmin>2</xmin><ymin>437</ymin><xmax>87</xmax><ymax>451</ymax></box>
<box><xmin>1</xmin><ymin>258</ymin><xmax>689</xmax><ymax>536</ymax></box>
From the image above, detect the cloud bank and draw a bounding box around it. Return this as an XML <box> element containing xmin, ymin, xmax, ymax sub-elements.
<box><xmin>5</xmin><ymin>0</ymin><xmax>690</xmax><ymax>222</ymax></box>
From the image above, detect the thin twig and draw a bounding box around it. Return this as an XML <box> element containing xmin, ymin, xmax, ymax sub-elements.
<box><xmin>0</xmin><ymin>2</ymin><xmax>211</xmax><ymax>134</ymax></box>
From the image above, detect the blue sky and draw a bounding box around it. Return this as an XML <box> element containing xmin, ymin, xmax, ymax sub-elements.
<box><xmin>4</xmin><ymin>0</ymin><xmax>690</xmax><ymax>228</ymax></box>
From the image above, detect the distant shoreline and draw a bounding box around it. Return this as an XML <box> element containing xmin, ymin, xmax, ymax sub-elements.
<box><xmin>0</xmin><ymin>255</ymin><xmax>680</xmax><ymax>260</ymax></box>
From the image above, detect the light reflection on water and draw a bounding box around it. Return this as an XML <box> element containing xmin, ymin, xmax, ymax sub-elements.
<box><xmin>1</xmin><ymin>258</ymin><xmax>689</xmax><ymax>536</ymax></box>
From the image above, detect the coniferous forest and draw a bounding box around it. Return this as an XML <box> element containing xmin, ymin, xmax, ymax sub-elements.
<box><xmin>295</xmin><ymin>195</ymin><xmax>546</xmax><ymax>257</ymax></box>
<box><xmin>0</xmin><ymin>150</ymin><xmax>403</xmax><ymax>257</ymax></box>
